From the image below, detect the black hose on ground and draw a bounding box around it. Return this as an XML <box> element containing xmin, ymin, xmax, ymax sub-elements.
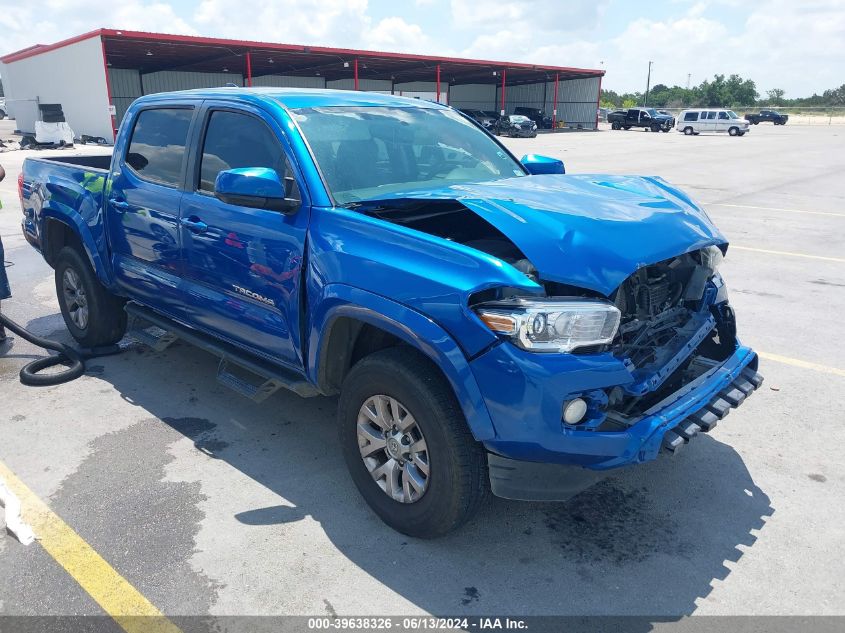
<box><xmin>0</xmin><ymin>311</ymin><xmax>121</xmax><ymax>386</ymax></box>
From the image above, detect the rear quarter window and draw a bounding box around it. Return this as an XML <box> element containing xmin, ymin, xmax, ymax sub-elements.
<box><xmin>125</xmin><ymin>108</ymin><xmax>194</xmax><ymax>187</ymax></box>
<box><xmin>683</xmin><ymin>112</ymin><xmax>699</xmax><ymax>121</ymax></box>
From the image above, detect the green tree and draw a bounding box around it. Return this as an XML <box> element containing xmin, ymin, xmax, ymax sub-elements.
<box><xmin>766</xmin><ymin>88</ymin><xmax>785</xmax><ymax>105</ymax></box>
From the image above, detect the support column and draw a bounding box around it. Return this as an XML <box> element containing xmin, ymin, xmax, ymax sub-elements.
<box><xmin>500</xmin><ymin>68</ymin><xmax>507</xmax><ymax>116</ymax></box>
<box><xmin>100</xmin><ymin>36</ymin><xmax>116</xmax><ymax>140</ymax></box>
<box><xmin>552</xmin><ymin>72</ymin><xmax>559</xmax><ymax>130</ymax></box>
<box><xmin>354</xmin><ymin>58</ymin><xmax>359</xmax><ymax>90</ymax></box>
<box><xmin>436</xmin><ymin>64</ymin><xmax>441</xmax><ymax>103</ymax></box>
<box><xmin>245</xmin><ymin>51</ymin><xmax>252</xmax><ymax>87</ymax></box>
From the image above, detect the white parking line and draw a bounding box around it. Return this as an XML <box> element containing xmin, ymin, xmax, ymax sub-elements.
<box><xmin>705</xmin><ymin>202</ymin><xmax>845</xmax><ymax>218</ymax></box>
<box><xmin>730</xmin><ymin>246</ymin><xmax>845</xmax><ymax>263</ymax></box>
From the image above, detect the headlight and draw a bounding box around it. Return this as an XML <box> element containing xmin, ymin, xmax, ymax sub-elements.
<box><xmin>532</xmin><ymin>123</ymin><xmax>538</xmax><ymax>130</ymax></box>
<box><xmin>702</xmin><ymin>245</ymin><xmax>723</xmax><ymax>274</ymax></box>
<box><xmin>475</xmin><ymin>299</ymin><xmax>621</xmax><ymax>353</ymax></box>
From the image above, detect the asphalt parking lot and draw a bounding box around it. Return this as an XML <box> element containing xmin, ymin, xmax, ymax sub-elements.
<box><xmin>1</xmin><ymin>119</ymin><xmax>844</xmax><ymax>623</ymax></box>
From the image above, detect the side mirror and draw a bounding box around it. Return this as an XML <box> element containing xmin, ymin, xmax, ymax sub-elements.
<box><xmin>214</xmin><ymin>167</ymin><xmax>300</xmax><ymax>213</ymax></box>
<box><xmin>520</xmin><ymin>154</ymin><xmax>565</xmax><ymax>175</ymax></box>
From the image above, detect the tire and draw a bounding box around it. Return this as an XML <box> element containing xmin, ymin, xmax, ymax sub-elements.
<box><xmin>611</xmin><ymin>121</ymin><xmax>621</xmax><ymax>130</ymax></box>
<box><xmin>55</xmin><ymin>246</ymin><xmax>126</xmax><ymax>348</ymax></box>
<box><xmin>738</xmin><ymin>131</ymin><xmax>746</xmax><ymax>136</ymax></box>
<box><xmin>651</xmin><ymin>124</ymin><xmax>661</xmax><ymax>132</ymax></box>
<box><xmin>623</xmin><ymin>125</ymin><xmax>631</xmax><ymax>130</ymax></box>
<box><xmin>0</xmin><ymin>109</ymin><xmax>6</xmax><ymax>120</ymax></box>
<box><xmin>752</xmin><ymin>120</ymin><xmax>759</xmax><ymax>125</ymax></box>
<box><xmin>683</xmin><ymin>127</ymin><xmax>694</xmax><ymax>135</ymax></box>
<box><xmin>338</xmin><ymin>347</ymin><xmax>489</xmax><ymax>538</ymax></box>
<box><xmin>729</xmin><ymin>126</ymin><xmax>739</xmax><ymax>136</ymax></box>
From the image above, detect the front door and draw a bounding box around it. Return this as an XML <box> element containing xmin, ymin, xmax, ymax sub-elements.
<box><xmin>178</xmin><ymin>104</ymin><xmax>309</xmax><ymax>369</ymax></box>
<box><xmin>106</xmin><ymin>105</ymin><xmax>196</xmax><ymax>318</ymax></box>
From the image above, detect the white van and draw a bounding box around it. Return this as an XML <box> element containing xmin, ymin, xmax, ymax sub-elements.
<box><xmin>677</xmin><ymin>109</ymin><xmax>750</xmax><ymax>136</ymax></box>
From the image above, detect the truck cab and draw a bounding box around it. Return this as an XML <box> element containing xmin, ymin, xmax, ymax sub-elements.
<box><xmin>19</xmin><ymin>88</ymin><xmax>761</xmax><ymax>537</ymax></box>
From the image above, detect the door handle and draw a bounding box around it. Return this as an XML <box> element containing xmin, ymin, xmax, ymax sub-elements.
<box><xmin>181</xmin><ymin>217</ymin><xmax>209</xmax><ymax>234</ymax></box>
<box><xmin>109</xmin><ymin>198</ymin><xmax>130</xmax><ymax>211</ymax></box>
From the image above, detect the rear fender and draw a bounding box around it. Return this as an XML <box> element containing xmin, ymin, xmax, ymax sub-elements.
<box><xmin>39</xmin><ymin>209</ymin><xmax>112</xmax><ymax>287</ymax></box>
<box><xmin>309</xmin><ymin>283</ymin><xmax>497</xmax><ymax>441</ymax></box>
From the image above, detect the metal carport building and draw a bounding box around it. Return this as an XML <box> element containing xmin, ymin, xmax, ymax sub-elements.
<box><xmin>0</xmin><ymin>28</ymin><xmax>604</xmax><ymax>141</ymax></box>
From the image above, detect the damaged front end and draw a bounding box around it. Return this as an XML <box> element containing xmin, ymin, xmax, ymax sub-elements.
<box><xmin>466</xmin><ymin>243</ymin><xmax>762</xmax><ymax>483</ymax></box>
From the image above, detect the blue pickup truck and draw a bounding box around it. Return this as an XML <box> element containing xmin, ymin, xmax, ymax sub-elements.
<box><xmin>18</xmin><ymin>88</ymin><xmax>761</xmax><ymax>537</ymax></box>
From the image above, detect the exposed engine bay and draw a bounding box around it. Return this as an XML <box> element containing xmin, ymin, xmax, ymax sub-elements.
<box><xmin>355</xmin><ymin>198</ymin><xmax>736</xmax><ymax>430</ymax></box>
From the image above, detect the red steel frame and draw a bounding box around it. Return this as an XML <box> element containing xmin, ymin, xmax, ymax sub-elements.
<box><xmin>353</xmin><ymin>58</ymin><xmax>359</xmax><ymax>90</ymax></box>
<box><xmin>435</xmin><ymin>64</ymin><xmax>441</xmax><ymax>103</ymax></box>
<box><xmin>245</xmin><ymin>51</ymin><xmax>253</xmax><ymax>87</ymax></box>
<box><xmin>552</xmin><ymin>72</ymin><xmax>559</xmax><ymax>129</ymax></box>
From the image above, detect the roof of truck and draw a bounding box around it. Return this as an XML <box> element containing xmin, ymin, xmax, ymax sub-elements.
<box><xmin>134</xmin><ymin>87</ymin><xmax>447</xmax><ymax>110</ymax></box>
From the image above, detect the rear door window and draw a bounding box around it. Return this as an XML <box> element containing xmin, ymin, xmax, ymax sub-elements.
<box><xmin>125</xmin><ymin>108</ymin><xmax>193</xmax><ymax>187</ymax></box>
<box><xmin>683</xmin><ymin>112</ymin><xmax>699</xmax><ymax>121</ymax></box>
<box><xmin>198</xmin><ymin>110</ymin><xmax>286</xmax><ymax>192</ymax></box>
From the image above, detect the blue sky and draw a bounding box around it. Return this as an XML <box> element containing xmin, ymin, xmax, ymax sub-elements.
<box><xmin>1</xmin><ymin>0</ymin><xmax>842</xmax><ymax>97</ymax></box>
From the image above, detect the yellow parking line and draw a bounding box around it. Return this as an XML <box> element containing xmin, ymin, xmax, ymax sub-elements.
<box><xmin>730</xmin><ymin>245</ymin><xmax>845</xmax><ymax>263</ymax></box>
<box><xmin>0</xmin><ymin>460</ymin><xmax>182</xmax><ymax>633</ymax></box>
<box><xmin>705</xmin><ymin>202</ymin><xmax>845</xmax><ymax>218</ymax></box>
<box><xmin>758</xmin><ymin>351</ymin><xmax>845</xmax><ymax>378</ymax></box>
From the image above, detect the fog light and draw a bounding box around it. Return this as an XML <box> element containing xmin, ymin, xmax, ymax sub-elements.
<box><xmin>563</xmin><ymin>398</ymin><xmax>588</xmax><ymax>425</ymax></box>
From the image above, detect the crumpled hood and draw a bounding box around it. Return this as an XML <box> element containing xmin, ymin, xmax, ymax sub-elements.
<box><xmin>374</xmin><ymin>174</ymin><xmax>727</xmax><ymax>296</ymax></box>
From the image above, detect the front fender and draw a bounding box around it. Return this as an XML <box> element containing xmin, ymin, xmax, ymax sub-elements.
<box><xmin>39</xmin><ymin>209</ymin><xmax>112</xmax><ymax>287</ymax></box>
<box><xmin>308</xmin><ymin>283</ymin><xmax>497</xmax><ymax>441</ymax></box>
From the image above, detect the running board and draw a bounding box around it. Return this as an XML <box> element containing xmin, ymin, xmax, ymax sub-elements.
<box><xmin>124</xmin><ymin>302</ymin><xmax>319</xmax><ymax>400</ymax></box>
<box><xmin>662</xmin><ymin>362</ymin><xmax>764</xmax><ymax>455</ymax></box>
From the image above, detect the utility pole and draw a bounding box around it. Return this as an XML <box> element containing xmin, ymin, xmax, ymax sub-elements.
<box><xmin>644</xmin><ymin>61</ymin><xmax>653</xmax><ymax>106</ymax></box>
<box><xmin>686</xmin><ymin>73</ymin><xmax>691</xmax><ymax>90</ymax></box>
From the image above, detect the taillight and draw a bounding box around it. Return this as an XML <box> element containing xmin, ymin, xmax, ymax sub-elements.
<box><xmin>17</xmin><ymin>171</ymin><xmax>25</xmax><ymax>206</ymax></box>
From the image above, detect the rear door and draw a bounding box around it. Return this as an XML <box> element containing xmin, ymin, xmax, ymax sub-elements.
<box><xmin>178</xmin><ymin>102</ymin><xmax>310</xmax><ymax>369</ymax></box>
<box><xmin>107</xmin><ymin>105</ymin><xmax>196</xmax><ymax>317</ymax></box>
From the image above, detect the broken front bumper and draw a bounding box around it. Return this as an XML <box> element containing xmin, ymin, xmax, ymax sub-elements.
<box><xmin>470</xmin><ymin>342</ymin><xmax>762</xmax><ymax>498</ymax></box>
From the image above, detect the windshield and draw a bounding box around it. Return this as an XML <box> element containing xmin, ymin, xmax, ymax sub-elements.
<box><xmin>293</xmin><ymin>106</ymin><xmax>526</xmax><ymax>205</ymax></box>
<box><xmin>646</xmin><ymin>108</ymin><xmax>659</xmax><ymax>117</ymax></box>
<box><xmin>510</xmin><ymin>115</ymin><xmax>531</xmax><ymax>122</ymax></box>
<box><xmin>727</xmin><ymin>110</ymin><xmax>739</xmax><ymax>119</ymax></box>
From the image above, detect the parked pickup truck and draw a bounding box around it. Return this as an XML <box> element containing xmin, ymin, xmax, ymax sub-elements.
<box><xmin>19</xmin><ymin>88</ymin><xmax>762</xmax><ymax>537</ymax></box>
<box><xmin>607</xmin><ymin>107</ymin><xmax>675</xmax><ymax>132</ymax></box>
<box><xmin>744</xmin><ymin>110</ymin><xmax>788</xmax><ymax>125</ymax></box>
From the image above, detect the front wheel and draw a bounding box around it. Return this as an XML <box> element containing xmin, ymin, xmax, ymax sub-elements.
<box><xmin>738</xmin><ymin>131</ymin><xmax>746</xmax><ymax>136</ymax></box>
<box><xmin>611</xmin><ymin>121</ymin><xmax>621</xmax><ymax>130</ymax></box>
<box><xmin>729</xmin><ymin>126</ymin><xmax>739</xmax><ymax>136</ymax></box>
<box><xmin>55</xmin><ymin>246</ymin><xmax>126</xmax><ymax>347</ymax></box>
<box><xmin>683</xmin><ymin>126</ymin><xmax>694</xmax><ymax>135</ymax></box>
<box><xmin>338</xmin><ymin>347</ymin><xmax>489</xmax><ymax>538</ymax></box>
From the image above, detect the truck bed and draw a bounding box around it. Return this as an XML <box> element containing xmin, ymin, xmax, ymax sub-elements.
<box><xmin>37</xmin><ymin>154</ymin><xmax>112</xmax><ymax>171</ymax></box>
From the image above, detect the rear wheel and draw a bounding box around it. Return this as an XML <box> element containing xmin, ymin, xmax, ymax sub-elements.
<box><xmin>55</xmin><ymin>247</ymin><xmax>126</xmax><ymax>348</ymax></box>
<box><xmin>623</xmin><ymin>125</ymin><xmax>631</xmax><ymax>130</ymax></box>
<box><xmin>611</xmin><ymin>121</ymin><xmax>621</xmax><ymax>130</ymax></box>
<box><xmin>338</xmin><ymin>347</ymin><xmax>489</xmax><ymax>538</ymax></box>
<box><xmin>683</xmin><ymin>126</ymin><xmax>694</xmax><ymax>135</ymax></box>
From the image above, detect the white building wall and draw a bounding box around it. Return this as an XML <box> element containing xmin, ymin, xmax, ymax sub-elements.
<box><xmin>0</xmin><ymin>35</ymin><xmax>112</xmax><ymax>138</ymax></box>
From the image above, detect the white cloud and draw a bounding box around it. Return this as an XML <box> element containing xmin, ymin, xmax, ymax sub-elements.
<box><xmin>451</xmin><ymin>0</ymin><xmax>608</xmax><ymax>33</ymax></box>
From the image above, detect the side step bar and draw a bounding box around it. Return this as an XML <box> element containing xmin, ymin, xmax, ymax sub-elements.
<box><xmin>124</xmin><ymin>302</ymin><xmax>319</xmax><ymax>401</ymax></box>
<box><xmin>662</xmin><ymin>363</ymin><xmax>764</xmax><ymax>455</ymax></box>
